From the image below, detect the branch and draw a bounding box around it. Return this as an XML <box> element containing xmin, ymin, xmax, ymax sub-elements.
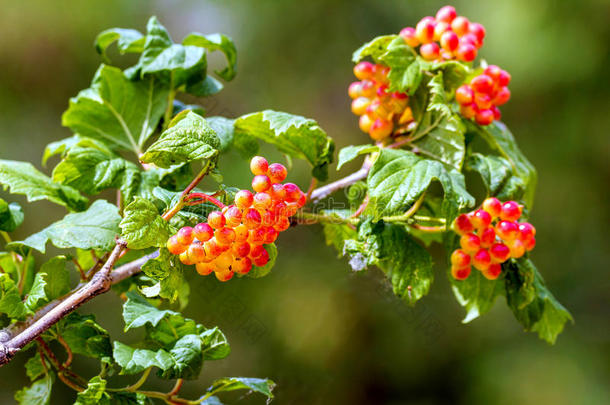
<box><xmin>310</xmin><ymin>159</ymin><xmax>372</xmax><ymax>202</ymax></box>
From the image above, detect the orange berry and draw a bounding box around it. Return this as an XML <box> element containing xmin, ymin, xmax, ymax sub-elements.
<box><xmin>179</xmin><ymin>251</ymin><xmax>194</xmax><ymax>265</ymax></box>
<box><xmin>232</xmin><ymin>257</ymin><xmax>252</xmax><ymax>275</ymax></box>
<box><xmin>176</xmin><ymin>227</ymin><xmax>194</xmax><ymax>245</ymax></box>
<box><xmin>252</xmin><ymin>175</ymin><xmax>272</xmax><ymax>192</ymax></box>
<box><xmin>436</xmin><ymin>6</ymin><xmax>457</xmax><ymax>23</ymax></box>
<box><xmin>187</xmin><ymin>241</ymin><xmax>207</xmax><ymax>263</ymax></box>
<box><xmin>496</xmin><ymin>220</ymin><xmax>519</xmax><ymax>241</ymax></box>
<box><xmin>253</xmin><ymin>192</ymin><xmax>272</xmax><ymax>210</ymax></box>
<box><xmin>215</xmin><ymin>227</ymin><xmax>236</xmax><ymax>245</ymax></box>
<box><xmin>472</xmin><ymin>248</ymin><xmax>491</xmax><ymax>271</ymax></box>
<box><xmin>451</xmin><ymin>249</ymin><xmax>471</xmax><ymax>267</ymax></box>
<box><xmin>194</xmin><ymin>222</ymin><xmax>214</xmax><ymax>242</ymax></box>
<box><xmin>250</xmin><ymin>156</ymin><xmax>269</xmax><ymax>175</ymax></box>
<box><xmin>518</xmin><ymin>222</ymin><xmax>536</xmax><ymax>242</ymax></box>
<box><xmin>167</xmin><ymin>235</ymin><xmax>187</xmax><ymax>255</ymax></box>
<box><xmin>454</xmin><ymin>213</ymin><xmax>474</xmax><ymax>235</ymax></box>
<box><xmin>231</xmin><ymin>241</ymin><xmax>251</xmax><ymax>258</ymax></box>
<box><xmin>475</xmin><ymin>109</ymin><xmax>494</xmax><ymax>126</ymax></box>
<box><xmin>195</xmin><ymin>262</ymin><xmax>215</xmax><ymax>276</ymax></box>
<box><xmin>369</xmin><ymin>118</ymin><xmax>393</xmax><ymax>140</ymax></box>
<box><xmin>482</xmin><ymin>263</ymin><xmax>502</xmax><ymax>280</ymax></box>
<box><xmin>415</xmin><ymin>17</ymin><xmax>436</xmax><ymax>43</ymax></box>
<box><xmin>348</xmin><ymin>81</ymin><xmax>363</xmax><ymax>99</ymax></box>
<box><xmin>234</xmin><ymin>224</ymin><xmax>249</xmax><ymax>242</ymax></box>
<box><xmin>248</xmin><ymin>227</ymin><xmax>266</xmax><ymax>245</ymax></box>
<box><xmin>460</xmin><ymin>233</ymin><xmax>481</xmax><ymax>254</ymax></box>
<box><xmin>451</xmin><ymin>265</ymin><xmax>471</xmax><ymax>280</ymax></box>
<box><xmin>207</xmin><ymin>211</ymin><xmax>226</xmax><ymax>229</ymax></box>
<box><xmin>351</xmin><ymin>97</ymin><xmax>371</xmax><ymax>115</ymax></box>
<box><xmin>353</xmin><ymin>61</ymin><xmax>374</xmax><ymax>80</ymax></box>
<box><xmin>234</xmin><ymin>190</ymin><xmax>254</xmax><ymax>209</ymax></box>
<box><xmin>249</xmin><ymin>244</ymin><xmax>265</xmax><ymax>258</ymax></box>
<box><xmin>433</xmin><ymin>21</ymin><xmax>450</xmax><ymax>41</ymax></box>
<box><xmin>267</xmin><ymin>163</ymin><xmax>288</xmax><ymax>183</ymax></box>
<box><xmin>500</xmin><ymin>201</ymin><xmax>522</xmax><ymax>222</ymax></box>
<box><xmin>214</xmin><ymin>268</ymin><xmax>233</xmax><ymax>282</ymax></box>
<box><xmin>459</xmin><ymin>102</ymin><xmax>477</xmax><ymax>119</ymax></box>
<box><xmin>451</xmin><ymin>16</ymin><xmax>470</xmax><ymax>36</ymax></box>
<box><xmin>359</xmin><ymin>114</ymin><xmax>373</xmax><ymax>133</ymax></box>
<box><xmin>203</xmin><ymin>239</ymin><xmax>222</xmax><ymax>259</ymax></box>
<box><xmin>455</xmin><ymin>43</ymin><xmax>477</xmax><ymax>62</ymax></box>
<box><xmin>471</xmin><ymin>209</ymin><xmax>492</xmax><ymax>229</ymax></box>
<box><xmin>215</xmin><ymin>252</ymin><xmax>233</xmax><ymax>271</ymax></box>
<box><xmin>399</xmin><ymin>27</ymin><xmax>419</xmax><ymax>47</ymax></box>
<box><xmin>524</xmin><ymin>237</ymin><xmax>536</xmax><ymax>251</ymax></box>
<box><xmin>420</xmin><ymin>42</ymin><xmax>440</xmax><ymax>60</ymax></box>
<box><xmin>269</xmin><ymin>183</ymin><xmax>287</xmax><ymax>201</ymax></box>
<box><xmin>490</xmin><ymin>243</ymin><xmax>510</xmax><ymax>263</ymax></box>
<box><xmin>243</xmin><ymin>208</ymin><xmax>262</xmax><ymax>229</ymax></box>
<box><xmin>482</xmin><ymin>197</ymin><xmax>502</xmax><ymax>218</ymax></box>
<box><xmin>283</xmin><ymin>183</ymin><xmax>302</xmax><ymax>203</ymax></box>
<box><xmin>508</xmin><ymin>239</ymin><xmax>525</xmax><ymax>258</ymax></box>
<box><xmin>493</xmin><ymin>87</ymin><xmax>511</xmax><ymax>106</ymax></box>
<box><xmin>224</xmin><ymin>206</ymin><xmax>243</xmax><ymax>227</ymax></box>
<box><xmin>263</xmin><ymin>227</ymin><xmax>278</xmax><ymax>244</ymax></box>
<box><xmin>274</xmin><ymin>216</ymin><xmax>291</xmax><ymax>232</ymax></box>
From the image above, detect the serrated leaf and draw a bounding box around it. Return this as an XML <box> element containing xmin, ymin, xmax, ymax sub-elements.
<box><xmin>42</xmin><ymin>135</ymin><xmax>82</xmax><ymax>166</ymax></box>
<box><xmin>206</xmin><ymin>116</ymin><xmax>235</xmax><ymax>152</ymax></box>
<box><xmin>367</xmin><ymin>149</ymin><xmax>474</xmax><ymax>220</ymax></box>
<box><xmin>52</xmin><ymin>139</ymin><xmax>141</xmax><ymax>198</ymax></box>
<box><xmin>352</xmin><ymin>35</ymin><xmax>397</xmax><ymax>63</ymax></box>
<box><xmin>379</xmin><ymin>37</ymin><xmax>422</xmax><ymax>95</ymax></box>
<box><xmin>140</xmin><ymin>111</ymin><xmax>220</xmax><ymax>168</ymax></box>
<box><xmin>200</xmin><ymin>327</ymin><xmax>230</xmax><ymax>361</ymax></box>
<box><xmin>75</xmin><ymin>376</ymin><xmax>108</xmax><ymax>405</ymax></box>
<box><xmin>183</xmin><ymin>32</ymin><xmax>237</xmax><ymax>81</ymax></box>
<box><xmin>186</xmin><ymin>75</ymin><xmax>224</xmax><ymax>97</ymax></box>
<box><xmin>140</xmin><ymin>248</ymin><xmax>177</xmax><ymax>280</ymax></box>
<box><xmin>0</xmin><ymin>273</ymin><xmax>28</xmax><ymax>319</ymax></box>
<box><xmin>470</xmin><ymin>121</ymin><xmax>537</xmax><ymax>207</ymax></box>
<box><xmin>247</xmin><ymin>244</ymin><xmax>277</xmax><ymax>278</ymax></box>
<box><xmin>25</xmin><ymin>354</ymin><xmax>47</xmax><ymax>382</ymax></box>
<box><xmin>9</xmin><ymin>200</ymin><xmax>121</xmax><ymax>254</ymax></box>
<box><xmin>25</xmin><ymin>272</ymin><xmax>47</xmax><ymax>312</ymax></box>
<box><xmin>207</xmin><ymin>377</ymin><xmax>275</xmax><ymax>399</ymax></box>
<box><xmin>413</xmin><ymin>113</ymin><xmax>466</xmax><ymax>170</ymax></box>
<box><xmin>123</xmin><ymin>291</ymin><xmax>175</xmax><ymax>331</ymax></box>
<box><xmin>56</xmin><ymin>312</ymin><xmax>112</xmax><ymax>358</ymax></box>
<box><xmin>429</xmin><ymin>60</ymin><xmax>469</xmax><ymax>93</ymax></box>
<box><xmin>113</xmin><ymin>341</ymin><xmax>174</xmax><ymax>375</ymax></box>
<box><xmin>505</xmin><ymin>258</ymin><xmax>572</xmax><ymax>344</ymax></box>
<box><xmin>40</xmin><ymin>256</ymin><xmax>71</xmax><ymax>301</ymax></box>
<box><xmin>157</xmin><ymin>334</ymin><xmax>203</xmax><ymax>379</ymax></box>
<box><xmin>321</xmin><ymin>210</ymin><xmax>358</xmax><ymax>256</ymax></box>
<box><xmin>451</xmin><ymin>267</ymin><xmax>505</xmax><ymax>323</ymax></box>
<box><xmin>466</xmin><ymin>152</ymin><xmax>525</xmax><ymax>201</ymax></box>
<box><xmin>95</xmin><ymin>28</ymin><xmax>145</xmax><ymax>60</ymax></box>
<box><xmin>120</xmin><ymin>197</ymin><xmax>170</xmax><ymax>249</ymax></box>
<box><xmin>0</xmin><ymin>200</ymin><xmax>24</xmax><ymax>232</ymax></box>
<box><xmin>234</xmin><ymin>110</ymin><xmax>335</xmax><ymax>181</ymax></box>
<box><xmin>159</xmin><ymin>265</ymin><xmax>185</xmax><ymax>304</ymax></box>
<box><xmin>336</xmin><ymin>144</ymin><xmax>377</xmax><ymax>170</ymax></box>
<box><xmin>0</xmin><ymin>160</ymin><xmax>87</xmax><ymax>211</ymax></box>
<box><xmin>425</xmin><ymin>72</ymin><xmax>452</xmax><ymax>119</ymax></box>
<box><xmin>62</xmin><ymin>64</ymin><xmax>168</xmax><ymax>153</ymax></box>
<box><xmin>15</xmin><ymin>373</ymin><xmax>54</xmax><ymax>405</ymax></box>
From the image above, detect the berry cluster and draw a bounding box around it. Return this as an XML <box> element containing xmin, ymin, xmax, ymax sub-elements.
<box><xmin>451</xmin><ymin>198</ymin><xmax>536</xmax><ymax>281</ymax></box>
<box><xmin>166</xmin><ymin>157</ymin><xmax>305</xmax><ymax>282</ymax></box>
<box><xmin>399</xmin><ymin>6</ymin><xmax>485</xmax><ymax>62</ymax></box>
<box><xmin>455</xmin><ymin>66</ymin><xmax>511</xmax><ymax>125</ymax></box>
<box><xmin>349</xmin><ymin>61</ymin><xmax>415</xmax><ymax>141</ymax></box>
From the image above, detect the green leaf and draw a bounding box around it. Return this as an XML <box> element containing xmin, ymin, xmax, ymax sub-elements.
<box><xmin>469</xmin><ymin>121</ymin><xmax>537</xmax><ymax>207</ymax></box>
<box><xmin>321</xmin><ymin>210</ymin><xmax>358</xmax><ymax>255</ymax></box>
<box><xmin>0</xmin><ymin>160</ymin><xmax>88</xmax><ymax>211</ymax></box>
<box><xmin>451</xmin><ymin>266</ymin><xmax>505</xmax><ymax>323</ymax></box>
<box><xmin>25</xmin><ymin>272</ymin><xmax>47</xmax><ymax>312</ymax></box>
<box><xmin>505</xmin><ymin>258</ymin><xmax>572</xmax><ymax>344</ymax></box>
<box><xmin>466</xmin><ymin>153</ymin><xmax>525</xmax><ymax>201</ymax></box>
<box><xmin>40</xmin><ymin>256</ymin><xmax>71</xmax><ymax>301</ymax></box>
<box><xmin>336</xmin><ymin>144</ymin><xmax>377</xmax><ymax>170</ymax></box>
<box><xmin>62</xmin><ymin>64</ymin><xmax>168</xmax><ymax>153</ymax></box>
<box><xmin>183</xmin><ymin>33</ymin><xmax>237</xmax><ymax>81</ymax></box>
<box><xmin>158</xmin><ymin>265</ymin><xmax>186</xmax><ymax>304</ymax></box>
<box><xmin>412</xmin><ymin>113</ymin><xmax>466</xmax><ymax>170</ymax></box>
<box><xmin>15</xmin><ymin>373</ymin><xmax>54</xmax><ymax>405</ymax></box>
<box><xmin>25</xmin><ymin>354</ymin><xmax>47</xmax><ymax>382</ymax></box>
<box><xmin>379</xmin><ymin>37</ymin><xmax>421</xmax><ymax>95</ymax></box>
<box><xmin>120</xmin><ymin>197</ymin><xmax>170</xmax><ymax>249</ymax></box>
<box><xmin>207</xmin><ymin>377</ymin><xmax>275</xmax><ymax>399</ymax></box>
<box><xmin>122</xmin><ymin>291</ymin><xmax>175</xmax><ymax>331</ymax></box>
<box><xmin>42</xmin><ymin>135</ymin><xmax>83</xmax><ymax>166</ymax></box>
<box><xmin>0</xmin><ymin>200</ymin><xmax>24</xmax><ymax>232</ymax></box>
<box><xmin>157</xmin><ymin>334</ymin><xmax>203</xmax><ymax>379</ymax></box>
<box><xmin>207</xmin><ymin>116</ymin><xmax>235</xmax><ymax>152</ymax></box>
<box><xmin>113</xmin><ymin>341</ymin><xmax>174</xmax><ymax>375</ymax></box>
<box><xmin>366</xmin><ymin>149</ymin><xmax>474</xmax><ymax>220</ymax></box>
<box><xmin>140</xmin><ymin>248</ymin><xmax>176</xmax><ymax>280</ymax></box>
<box><xmin>429</xmin><ymin>60</ymin><xmax>469</xmax><ymax>93</ymax></box>
<box><xmin>352</xmin><ymin>35</ymin><xmax>398</xmax><ymax>63</ymax></box>
<box><xmin>95</xmin><ymin>28</ymin><xmax>145</xmax><ymax>59</ymax></box>
<box><xmin>200</xmin><ymin>327</ymin><xmax>230</xmax><ymax>361</ymax></box>
<box><xmin>0</xmin><ymin>273</ymin><xmax>28</xmax><ymax>318</ymax></box>
<box><xmin>186</xmin><ymin>75</ymin><xmax>224</xmax><ymax>97</ymax></box>
<box><xmin>247</xmin><ymin>244</ymin><xmax>277</xmax><ymax>278</ymax></box>
<box><xmin>75</xmin><ymin>376</ymin><xmax>108</xmax><ymax>405</ymax></box>
<box><xmin>52</xmin><ymin>139</ymin><xmax>141</xmax><ymax>197</ymax></box>
<box><xmin>140</xmin><ymin>111</ymin><xmax>220</xmax><ymax>168</ymax></box>
<box><xmin>234</xmin><ymin>110</ymin><xmax>335</xmax><ymax>181</ymax></box>
<box><xmin>56</xmin><ymin>312</ymin><xmax>112</xmax><ymax>358</ymax></box>
<box><xmin>425</xmin><ymin>73</ymin><xmax>452</xmax><ymax>119</ymax></box>
<box><xmin>9</xmin><ymin>200</ymin><xmax>121</xmax><ymax>254</ymax></box>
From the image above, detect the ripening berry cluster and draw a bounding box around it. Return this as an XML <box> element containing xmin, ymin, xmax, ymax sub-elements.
<box><xmin>349</xmin><ymin>61</ymin><xmax>415</xmax><ymax>141</ymax></box>
<box><xmin>451</xmin><ymin>198</ymin><xmax>536</xmax><ymax>281</ymax></box>
<box><xmin>166</xmin><ymin>156</ymin><xmax>305</xmax><ymax>282</ymax></box>
<box><xmin>399</xmin><ymin>5</ymin><xmax>485</xmax><ymax>62</ymax></box>
<box><xmin>455</xmin><ymin>66</ymin><xmax>511</xmax><ymax>125</ymax></box>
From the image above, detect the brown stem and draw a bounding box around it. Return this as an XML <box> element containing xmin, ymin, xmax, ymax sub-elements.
<box><xmin>72</xmin><ymin>257</ymin><xmax>87</xmax><ymax>281</ymax></box>
<box><xmin>168</xmin><ymin>378</ymin><xmax>184</xmax><ymax>397</ymax></box>
<box><xmin>310</xmin><ymin>160</ymin><xmax>372</xmax><ymax>202</ymax></box>
<box><xmin>56</xmin><ymin>333</ymin><xmax>73</xmax><ymax>368</ymax></box>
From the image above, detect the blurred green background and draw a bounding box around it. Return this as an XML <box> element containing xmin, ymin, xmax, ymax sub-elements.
<box><xmin>1</xmin><ymin>0</ymin><xmax>609</xmax><ymax>404</ymax></box>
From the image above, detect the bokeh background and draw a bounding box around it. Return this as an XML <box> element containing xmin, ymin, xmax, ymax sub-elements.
<box><xmin>1</xmin><ymin>0</ymin><xmax>609</xmax><ymax>404</ymax></box>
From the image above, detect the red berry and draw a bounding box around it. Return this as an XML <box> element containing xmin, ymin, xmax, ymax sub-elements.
<box><xmin>253</xmin><ymin>192</ymin><xmax>272</xmax><ymax>210</ymax></box>
<box><xmin>454</xmin><ymin>213</ymin><xmax>474</xmax><ymax>234</ymax></box>
<box><xmin>480</xmin><ymin>227</ymin><xmax>496</xmax><ymax>248</ymax></box>
<box><xmin>474</xmin><ymin>93</ymin><xmax>492</xmax><ymax>110</ymax></box>
<box><xmin>415</xmin><ymin>18</ymin><xmax>436</xmax><ymax>43</ymax></box>
<box><xmin>176</xmin><ymin>226</ymin><xmax>194</xmax><ymax>245</ymax></box>
<box><xmin>475</xmin><ymin>109</ymin><xmax>494</xmax><ymax>125</ymax></box>
<box><xmin>460</xmin><ymin>102</ymin><xmax>477</xmax><ymax>119</ymax></box>
<box><xmin>267</xmin><ymin>163</ymin><xmax>288</xmax><ymax>183</ymax></box>
<box><xmin>496</xmin><ymin>220</ymin><xmax>519</xmax><ymax>241</ymax></box>
<box><xmin>284</xmin><ymin>202</ymin><xmax>299</xmax><ymax>217</ymax></box>
<box><xmin>451</xmin><ymin>16</ymin><xmax>470</xmax><ymax>36</ymax></box>
<box><xmin>473</xmin><ymin>248</ymin><xmax>491</xmax><ymax>271</ymax></box>
<box><xmin>524</xmin><ymin>237</ymin><xmax>536</xmax><ymax>251</ymax></box>
<box><xmin>214</xmin><ymin>268</ymin><xmax>234</xmax><ymax>282</ymax></box>
<box><xmin>455</xmin><ymin>43</ymin><xmax>477</xmax><ymax>62</ymax></box>
<box><xmin>207</xmin><ymin>211</ymin><xmax>226</xmax><ymax>229</ymax></box>
<box><xmin>195</xmin><ymin>262</ymin><xmax>215</xmax><ymax>276</ymax></box>
<box><xmin>460</xmin><ymin>33</ymin><xmax>481</xmax><ymax>48</ymax></box>
<box><xmin>248</xmin><ymin>227</ymin><xmax>266</xmax><ymax>245</ymax></box>
<box><xmin>234</xmin><ymin>190</ymin><xmax>254</xmax><ymax>209</ymax></box>
<box><xmin>451</xmin><ymin>265</ymin><xmax>471</xmax><ymax>280</ymax></box>
<box><xmin>203</xmin><ymin>239</ymin><xmax>222</xmax><ymax>259</ymax></box>
<box><xmin>433</xmin><ymin>22</ymin><xmax>450</xmax><ymax>41</ymax></box>
<box><xmin>471</xmin><ymin>75</ymin><xmax>494</xmax><ymax>94</ymax></box>
<box><xmin>518</xmin><ymin>222</ymin><xmax>536</xmax><ymax>242</ymax></box>
<box><xmin>484</xmin><ymin>65</ymin><xmax>502</xmax><ymax>82</ymax></box>
<box><xmin>508</xmin><ymin>239</ymin><xmax>525</xmax><ymax>258</ymax></box>
<box><xmin>167</xmin><ymin>235</ymin><xmax>187</xmax><ymax>255</ymax></box>
<box><xmin>400</xmin><ymin>27</ymin><xmax>419</xmax><ymax>47</ymax></box>
<box><xmin>274</xmin><ymin>216</ymin><xmax>291</xmax><ymax>232</ymax></box>
<box><xmin>283</xmin><ymin>183</ymin><xmax>302</xmax><ymax>203</ymax></box>
<box><xmin>500</xmin><ymin>201</ymin><xmax>522</xmax><ymax>221</ymax></box>
<box><xmin>420</xmin><ymin>42</ymin><xmax>440</xmax><ymax>60</ymax></box>
<box><xmin>354</xmin><ymin>61</ymin><xmax>374</xmax><ymax>80</ymax></box>
<box><xmin>250</xmin><ymin>156</ymin><xmax>269</xmax><ymax>175</ymax></box>
<box><xmin>440</xmin><ymin>30</ymin><xmax>459</xmax><ymax>52</ymax></box>
<box><xmin>243</xmin><ymin>208</ymin><xmax>262</xmax><ymax>229</ymax></box>
<box><xmin>460</xmin><ymin>233</ymin><xmax>481</xmax><ymax>254</ymax></box>
<box><xmin>455</xmin><ymin>85</ymin><xmax>474</xmax><ymax>105</ymax></box>
<box><xmin>249</xmin><ymin>244</ymin><xmax>265</xmax><ymax>258</ymax></box>
<box><xmin>253</xmin><ymin>249</ymin><xmax>270</xmax><ymax>267</ymax></box>
<box><xmin>482</xmin><ymin>197</ymin><xmax>502</xmax><ymax>218</ymax></box>
<box><xmin>232</xmin><ymin>257</ymin><xmax>252</xmax><ymax>275</ymax></box>
<box><xmin>231</xmin><ymin>241</ymin><xmax>251</xmax><ymax>258</ymax></box>
<box><xmin>469</xmin><ymin>22</ymin><xmax>486</xmax><ymax>43</ymax></box>
<box><xmin>224</xmin><ymin>206</ymin><xmax>243</xmax><ymax>228</ymax></box>
<box><xmin>263</xmin><ymin>227</ymin><xmax>278</xmax><ymax>244</ymax></box>
<box><xmin>348</xmin><ymin>81</ymin><xmax>363</xmax><ymax>99</ymax></box>
<box><xmin>436</xmin><ymin>6</ymin><xmax>457</xmax><ymax>23</ymax></box>
<box><xmin>491</xmin><ymin>106</ymin><xmax>502</xmax><ymax>121</ymax></box>
<box><xmin>296</xmin><ymin>193</ymin><xmax>307</xmax><ymax>208</ymax></box>
<box><xmin>252</xmin><ymin>175</ymin><xmax>272</xmax><ymax>192</ymax></box>
<box><xmin>471</xmin><ymin>209</ymin><xmax>492</xmax><ymax>229</ymax></box>
<box><xmin>215</xmin><ymin>227</ymin><xmax>236</xmax><ymax>245</ymax></box>
<box><xmin>369</xmin><ymin>118</ymin><xmax>393</xmax><ymax>140</ymax></box>
<box><xmin>187</xmin><ymin>241</ymin><xmax>207</xmax><ymax>263</ymax></box>
<box><xmin>234</xmin><ymin>224</ymin><xmax>249</xmax><ymax>242</ymax></box>
<box><xmin>498</xmin><ymin>70</ymin><xmax>511</xmax><ymax>87</ymax></box>
<box><xmin>451</xmin><ymin>249</ymin><xmax>471</xmax><ymax>267</ymax></box>
<box><xmin>490</xmin><ymin>243</ymin><xmax>510</xmax><ymax>263</ymax></box>
<box><xmin>482</xmin><ymin>263</ymin><xmax>502</xmax><ymax>280</ymax></box>
<box><xmin>360</xmin><ymin>80</ymin><xmax>376</xmax><ymax>97</ymax></box>
<box><xmin>376</xmin><ymin>84</ymin><xmax>389</xmax><ymax>98</ymax></box>
<box><xmin>493</xmin><ymin>87</ymin><xmax>511</xmax><ymax>106</ymax></box>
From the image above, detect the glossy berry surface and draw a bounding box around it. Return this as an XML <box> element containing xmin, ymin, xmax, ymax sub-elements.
<box><xmin>455</xmin><ymin>67</ymin><xmax>511</xmax><ymax>126</ymax></box>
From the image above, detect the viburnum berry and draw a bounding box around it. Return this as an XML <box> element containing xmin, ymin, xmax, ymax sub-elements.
<box><xmin>215</xmin><ymin>227</ymin><xmax>236</xmax><ymax>245</ymax></box>
<box><xmin>234</xmin><ymin>190</ymin><xmax>254</xmax><ymax>209</ymax></box>
<box><xmin>176</xmin><ymin>226</ymin><xmax>194</xmax><ymax>245</ymax></box>
<box><xmin>455</xmin><ymin>68</ymin><xmax>511</xmax><ymax>126</ymax></box>
<box><xmin>480</xmin><ymin>227</ymin><xmax>496</xmax><ymax>248</ymax></box>
<box><xmin>471</xmin><ymin>209</ymin><xmax>492</xmax><ymax>229</ymax></box>
<box><xmin>490</xmin><ymin>242</ymin><xmax>511</xmax><ymax>263</ymax></box>
<box><xmin>415</xmin><ymin>18</ymin><xmax>436</xmax><ymax>43</ymax></box>
<box><xmin>472</xmin><ymin>248</ymin><xmax>491</xmax><ymax>271</ymax></box>
<box><xmin>451</xmin><ymin>249</ymin><xmax>471</xmax><ymax>267</ymax></box>
<box><xmin>369</xmin><ymin>118</ymin><xmax>393</xmax><ymax>140</ymax></box>
<box><xmin>500</xmin><ymin>201</ymin><xmax>522</xmax><ymax>222</ymax></box>
<box><xmin>232</xmin><ymin>257</ymin><xmax>252</xmax><ymax>275</ymax></box>
<box><xmin>420</xmin><ymin>42</ymin><xmax>440</xmax><ymax>61</ymax></box>
<box><xmin>196</xmin><ymin>262</ymin><xmax>215</xmax><ymax>276</ymax></box>
<box><xmin>250</xmin><ymin>156</ymin><xmax>269</xmax><ymax>175</ymax></box>
<box><xmin>451</xmin><ymin>16</ymin><xmax>470</xmax><ymax>36</ymax></box>
<box><xmin>188</xmin><ymin>241</ymin><xmax>207</xmax><ymax>263</ymax></box>
<box><xmin>351</xmin><ymin>97</ymin><xmax>370</xmax><ymax>115</ymax></box>
<box><xmin>348</xmin><ymin>81</ymin><xmax>363</xmax><ymax>99</ymax></box>
<box><xmin>224</xmin><ymin>205</ymin><xmax>243</xmax><ymax>227</ymax></box>
<box><xmin>253</xmin><ymin>192</ymin><xmax>272</xmax><ymax>210</ymax></box>
<box><xmin>483</xmin><ymin>263</ymin><xmax>502</xmax><ymax>280</ymax></box>
<box><xmin>268</xmin><ymin>163</ymin><xmax>288</xmax><ymax>183</ymax></box>
<box><xmin>249</xmin><ymin>244</ymin><xmax>265</xmax><ymax>259</ymax></box>
<box><xmin>353</xmin><ymin>61</ymin><xmax>374</xmax><ymax>80</ymax></box>
<box><xmin>215</xmin><ymin>268</ymin><xmax>234</xmax><ymax>282</ymax></box>
<box><xmin>475</xmin><ymin>108</ymin><xmax>494</xmax><ymax>126</ymax></box>
<box><xmin>253</xmin><ymin>249</ymin><xmax>270</xmax><ymax>267</ymax></box>
<box><xmin>496</xmin><ymin>220</ymin><xmax>519</xmax><ymax>241</ymax></box>
<box><xmin>460</xmin><ymin>233</ymin><xmax>481</xmax><ymax>254</ymax></box>
<box><xmin>234</xmin><ymin>224</ymin><xmax>249</xmax><ymax>242</ymax></box>
<box><xmin>482</xmin><ymin>197</ymin><xmax>502</xmax><ymax>218</ymax></box>
<box><xmin>451</xmin><ymin>265</ymin><xmax>471</xmax><ymax>280</ymax></box>
<box><xmin>399</xmin><ymin>27</ymin><xmax>419</xmax><ymax>47</ymax></box>
<box><xmin>166</xmin><ymin>235</ymin><xmax>187</xmax><ymax>255</ymax></box>
<box><xmin>207</xmin><ymin>211</ymin><xmax>226</xmax><ymax>229</ymax></box>
<box><xmin>436</xmin><ymin>5</ymin><xmax>457</xmax><ymax>23</ymax></box>
<box><xmin>252</xmin><ymin>175</ymin><xmax>272</xmax><ymax>192</ymax></box>
<box><xmin>518</xmin><ymin>222</ymin><xmax>536</xmax><ymax>242</ymax></box>
<box><xmin>471</xmin><ymin>75</ymin><xmax>494</xmax><ymax>94</ymax></box>
<box><xmin>508</xmin><ymin>239</ymin><xmax>525</xmax><ymax>259</ymax></box>
<box><xmin>454</xmin><ymin>213</ymin><xmax>474</xmax><ymax>235</ymax></box>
